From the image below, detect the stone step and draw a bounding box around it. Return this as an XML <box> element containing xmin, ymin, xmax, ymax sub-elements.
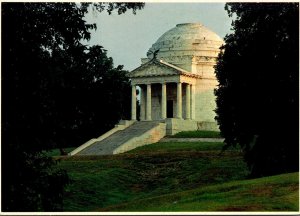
<box><xmin>77</xmin><ymin>121</ymin><xmax>161</xmax><ymax>155</ymax></box>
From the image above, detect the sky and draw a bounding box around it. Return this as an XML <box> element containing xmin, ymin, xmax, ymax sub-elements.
<box><xmin>84</xmin><ymin>3</ymin><xmax>233</xmax><ymax>71</ymax></box>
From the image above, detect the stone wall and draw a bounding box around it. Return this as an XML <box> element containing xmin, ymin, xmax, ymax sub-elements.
<box><xmin>165</xmin><ymin>118</ymin><xmax>197</xmax><ymax>135</ymax></box>
<box><xmin>196</xmin><ymin>121</ymin><xmax>219</xmax><ymax>131</ymax></box>
<box><xmin>165</xmin><ymin>118</ymin><xmax>219</xmax><ymax>135</ymax></box>
<box><xmin>194</xmin><ymin>78</ymin><xmax>218</xmax><ymax>122</ymax></box>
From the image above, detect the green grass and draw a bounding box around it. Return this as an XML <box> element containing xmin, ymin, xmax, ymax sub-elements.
<box><xmin>171</xmin><ymin>130</ymin><xmax>222</xmax><ymax>138</ymax></box>
<box><xmin>57</xmin><ymin>141</ymin><xmax>298</xmax><ymax>212</ymax></box>
<box><xmin>101</xmin><ymin>172</ymin><xmax>299</xmax><ymax>212</ymax></box>
<box><xmin>58</xmin><ymin>142</ymin><xmax>249</xmax><ymax>211</ymax></box>
<box><xmin>127</xmin><ymin>142</ymin><xmax>226</xmax><ymax>153</ymax></box>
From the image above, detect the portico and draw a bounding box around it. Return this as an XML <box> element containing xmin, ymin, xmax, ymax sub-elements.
<box><xmin>131</xmin><ymin>81</ymin><xmax>195</xmax><ymax>121</ymax></box>
<box><xmin>129</xmin><ymin>59</ymin><xmax>199</xmax><ymax>122</ymax></box>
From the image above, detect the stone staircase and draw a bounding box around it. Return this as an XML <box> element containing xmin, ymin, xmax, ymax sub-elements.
<box><xmin>74</xmin><ymin>121</ymin><xmax>166</xmax><ymax>155</ymax></box>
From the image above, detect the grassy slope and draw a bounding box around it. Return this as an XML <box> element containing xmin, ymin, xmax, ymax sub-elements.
<box><xmin>57</xmin><ymin>141</ymin><xmax>298</xmax><ymax>212</ymax></box>
<box><xmin>101</xmin><ymin>172</ymin><xmax>299</xmax><ymax>212</ymax></box>
<box><xmin>171</xmin><ymin>130</ymin><xmax>222</xmax><ymax>138</ymax></box>
<box><xmin>58</xmin><ymin>142</ymin><xmax>249</xmax><ymax>211</ymax></box>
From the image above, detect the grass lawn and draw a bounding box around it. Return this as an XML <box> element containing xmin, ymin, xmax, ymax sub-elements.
<box><xmin>171</xmin><ymin>130</ymin><xmax>222</xmax><ymax>138</ymax></box>
<box><xmin>58</xmin><ymin>142</ymin><xmax>248</xmax><ymax>211</ymax></box>
<box><xmin>57</xmin><ymin>141</ymin><xmax>298</xmax><ymax>212</ymax></box>
<box><xmin>101</xmin><ymin>172</ymin><xmax>299</xmax><ymax>212</ymax></box>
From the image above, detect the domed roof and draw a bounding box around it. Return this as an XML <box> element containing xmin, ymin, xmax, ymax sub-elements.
<box><xmin>147</xmin><ymin>23</ymin><xmax>223</xmax><ymax>62</ymax></box>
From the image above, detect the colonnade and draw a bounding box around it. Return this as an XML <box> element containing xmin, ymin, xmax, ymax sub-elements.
<box><xmin>131</xmin><ymin>82</ymin><xmax>195</xmax><ymax>121</ymax></box>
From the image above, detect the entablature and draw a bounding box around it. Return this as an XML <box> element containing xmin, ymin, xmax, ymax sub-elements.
<box><xmin>131</xmin><ymin>74</ymin><xmax>197</xmax><ymax>86</ymax></box>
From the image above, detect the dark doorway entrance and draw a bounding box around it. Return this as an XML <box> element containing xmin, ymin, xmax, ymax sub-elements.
<box><xmin>167</xmin><ymin>100</ymin><xmax>173</xmax><ymax>118</ymax></box>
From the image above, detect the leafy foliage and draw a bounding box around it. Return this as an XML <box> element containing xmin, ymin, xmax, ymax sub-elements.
<box><xmin>2</xmin><ymin>2</ymin><xmax>144</xmax><ymax>211</ymax></box>
<box><xmin>48</xmin><ymin>44</ymin><xmax>132</xmax><ymax>147</ymax></box>
<box><xmin>215</xmin><ymin>3</ymin><xmax>299</xmax><ymax>177</ymax></box>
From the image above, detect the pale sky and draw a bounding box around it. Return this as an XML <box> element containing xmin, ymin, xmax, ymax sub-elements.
<box><xmin>84</xmin><ymin>3</ymin><xmax>233</xmax><ymax>71</ymax></box>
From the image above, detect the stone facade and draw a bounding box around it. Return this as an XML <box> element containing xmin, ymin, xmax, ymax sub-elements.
<box><xmin>70</xmin><ymin>23</ymin><xmax>223</xmax><ymax>156</ymax></box>
<box><xmin>129</xmin><ymin>23</ymin><xmax>223</xmax><ymax>132</ymax></box>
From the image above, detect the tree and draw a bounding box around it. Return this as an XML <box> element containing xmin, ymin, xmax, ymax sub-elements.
<box><xmin>215</xmin><ymin>3</ymin><xmax>299</xmax><ymax>177</ymax></box>
<box><xmin>2</xmin><ymin>2</ymin><xmax>144</xmax><ymax>211</ymax></box>
<box><xmin>51</xmin><ymin>45</ymin><xmax>132</xmax><ymax>146</ymax></box>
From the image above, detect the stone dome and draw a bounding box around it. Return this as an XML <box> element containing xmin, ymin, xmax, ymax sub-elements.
<box><xmin>145</xmin><ymin>23</ymin><xmax>224</xmax><ymax>74</ymax></box>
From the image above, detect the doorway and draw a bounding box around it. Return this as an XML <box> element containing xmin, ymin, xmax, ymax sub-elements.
<box><xmin>167</xmin><ymin>100</ymin><xmax>173</xmax><ymax>118</ymax></box>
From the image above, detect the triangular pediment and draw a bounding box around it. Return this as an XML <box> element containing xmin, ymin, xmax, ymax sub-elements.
<box><xmin>129</xmin><ymin>60</ymin><xmax>181</xmax><ymax>78</ymax></box>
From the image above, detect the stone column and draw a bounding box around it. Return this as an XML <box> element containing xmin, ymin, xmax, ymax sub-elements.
<box><xmin>161</xmin><ymin>83</ymin><xmax>167</xmax><ymax>119</ymax></box>
<box><xmin>185</xmin><ymin>84</ymin><xmax>191</xmax><ymax>119</ymax></box>
<box><xmin>191</xmin><ymin>84</ymin><xmax>196</xmax><ymax>120</ymax></box>
<box><xmin>140</xmin><ymin>86</ymin><xmax>145</xmax><ymax>120</ymax></box>
<box><xmin>131</xmin><ymin>85</ymin><xmax>136</xmax><ymax>120</ymax></box>
<box><xmin>176</xmin><ymin>82</ymin><xmax>182</xmax><ymax>119</ymax></box>
<box><xmin>146</xmin><ymin>84</ymin><xmax>152</xmax><ymax>121</ymax></box>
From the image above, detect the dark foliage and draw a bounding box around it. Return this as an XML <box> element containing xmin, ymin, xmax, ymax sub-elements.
<box><xmin>1</xmin><ymin>2</ymin><xmax>144</xmax><ymax>211</ymax></box>
<box><xmin>215</xmin><ymin>3</ymin><xmax>299</xmax><ymax>177</ymax></box>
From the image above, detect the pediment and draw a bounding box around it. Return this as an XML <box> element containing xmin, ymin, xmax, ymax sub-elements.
<box><xmin>129</xmin><ymin>60</ymin><xmax>181</xmax><ymax>78</ymax></box>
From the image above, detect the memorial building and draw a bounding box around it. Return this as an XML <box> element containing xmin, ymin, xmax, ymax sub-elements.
<box><xmin>129</xmin><ymin>23</ymin><xmax>224</xmax><ymax>133</ymax></box>
<box><xmin>70</xmin><ymin>23</ymin><xmax>224</xmax><ymax>155</ymax></box>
